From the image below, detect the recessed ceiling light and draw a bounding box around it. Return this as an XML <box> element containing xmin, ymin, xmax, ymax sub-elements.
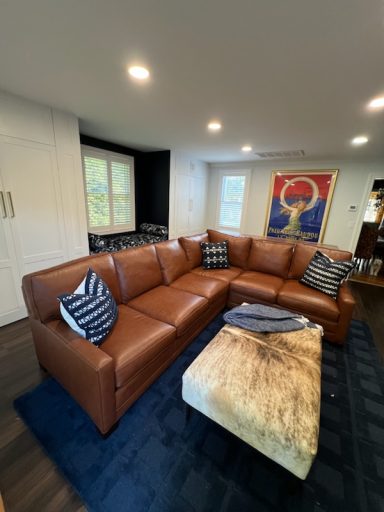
<box><xmin>351</xmin><ymin>135</ymin><xmax>368</xmax><ymax>146</ymax></box>
<box><xmin>368</xmin><ymin>96</ymin><xmax>384</xmax><ymax>110</ymax></box>
<box><xmin>128</xmin><ymin>65</ymin><xmax>150</xmax><ymax>80</ymax></box>
<box><xmin>241</xmin><ymin>145</ymin><xmax>252</xmax><ymax>152</ymax></box>
<box><xmin>207</xmin><ymin>121</ymin><xmax>222</xmax><ymax>131</ymax></box>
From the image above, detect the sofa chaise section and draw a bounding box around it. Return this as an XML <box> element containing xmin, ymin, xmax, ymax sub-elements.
<box><xmin>182</xmin><ymin>230</ymin><xmax>355</xmax><ymax>344</ymax></box>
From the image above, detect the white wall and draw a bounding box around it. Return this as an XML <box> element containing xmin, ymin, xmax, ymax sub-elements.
<box><xmin>168</xmin><ymin>151</ymin><xmax>209</xmax><ymax>240</ymax></box>
<box><xmin>207</xmin><ymin>159</ymin><xmax>384</xmax><ymax>252</ymax></box>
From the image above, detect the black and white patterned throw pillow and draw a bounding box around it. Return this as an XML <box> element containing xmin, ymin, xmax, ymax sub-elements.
<box><xmin>300</xmin><ymin>251</ymin><xmax>355</xmax><ymax>299</ymax></box>
<box><xmin>201</xmin><ymin>241</ymin><xmax>229</xmax><ymax>269</ymax></box>
<box><xmin>58</xmin><ymin>268</ymin><xmax>118</xmax><ymax>345</ymax></box>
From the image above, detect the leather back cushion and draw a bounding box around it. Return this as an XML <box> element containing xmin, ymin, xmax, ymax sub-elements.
<box><xmin>155</xmin><ymin>239</ymin><xmax>190</xmax><ymax>284</ymax></box>
<box><xmin>179</xmin><ymin>232</ymin><xmax>209</xmax><ymax>268</ymax></box>
<box><xmin>289</xmin><ymin>243</ymin><xmax>353</xmax><ymax>279</ymax></box>
<box><xmin>28</xmin><ymin>254</ymin><xmax>121</xmax><ymax>323</ymax></box>
<box><xmin>113</xmin><ymin>244</ymin><xmax>163</xmax><ymax>302</ymax></box>
<box><xmin>247</xmin><ymin>239</ymin><xmax>295</xmax><ymax>278</ymax></box>
<box><xmin>207</xmin><ymin>229</ymin><xmax>251</xmax><ymax>268</ymax></box>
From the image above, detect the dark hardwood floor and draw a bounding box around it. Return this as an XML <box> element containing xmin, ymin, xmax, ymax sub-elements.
<box><xmin>0</xmin><ymin>283</ymin><xmax>383</xmax><ymax>511</ymax></box>
<box><xmin>0</xmin><ymin>320</ymin><xmax>85</xmax><ymax>512</ymax></box>
<box><xmin>350</xmin><ymin>281</ymin><xmax>384</xmax><ymax>361</ymax></box>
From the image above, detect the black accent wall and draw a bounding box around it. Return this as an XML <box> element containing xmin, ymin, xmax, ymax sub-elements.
<box><xmin>80</xmin><ymin>134</ymin><xmax>142</xmax><ymax>158</ymax></box>
<box><xmin>135</xmin><ymin>151</ymin><xmax>170</xmax><ymax>228</ymax></box>
<box><xmin>80</xmin><ymin>135</ymin><xmax>170</xmax><ymax>230</ymax></box>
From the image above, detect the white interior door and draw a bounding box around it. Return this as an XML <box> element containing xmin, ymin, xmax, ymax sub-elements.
<box><xmin>0</xmin><ymin>174</ymin><xmax>26</xmax><ymax>326</ymax></box>
<box><xmin>188</xmin><ymin>176</ymin><xmax>207</xmax><ymax>233</ymax></box>
<box><xmin>0</xmin><ymin>138</ymin><xmax>68</xmax><ymax>276</ymax></box>
<box><xmin>174</xmin><ymin>174</ymin><xmax>191</xmax><ymax>236</ymax></box>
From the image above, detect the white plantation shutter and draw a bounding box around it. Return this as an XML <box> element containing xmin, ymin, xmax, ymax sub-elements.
<box><xmin>82</xmin><ymin>146</ymin><xmax>135</xmax><ymax>233</ymax></box>
<box><xmin>83</xmin><ymin>156</ymin><xmax>110</xmax><ymax>228</ymax></box>
<box><xmin>111</xmin><ymin>160</ymin><xmax>132</xmax><ymax>226</ymax></box>
<box><xmin>218</xmin><ymin>175</ymin><xmax>246</xmax><ymax>230</ymax></box>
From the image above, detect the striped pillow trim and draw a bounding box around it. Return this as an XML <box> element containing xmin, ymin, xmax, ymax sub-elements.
<box><xmin>300</xmin><ymin>251</ymin><xmax>355</xmax><ymax>299</ymax></box>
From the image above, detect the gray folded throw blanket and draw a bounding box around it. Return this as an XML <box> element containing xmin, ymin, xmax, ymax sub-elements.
<box><xmin>223</xmin><ymin>304</ymin><xmax>319</xmax><ymax>333</ymax></box>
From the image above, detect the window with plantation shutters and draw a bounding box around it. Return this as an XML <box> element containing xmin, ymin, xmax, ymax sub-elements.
<box><xmin>217</xmin><ymin>173</ymin><xmax>248</xmax><ymax>232</ymax></box>
<box><xmin>81</xmin><ymin>146</ymin><xmax>135</xmax><ymax>234</ymax></box>
<box><xmin>215</xmin><ymin>170</ymin><xmax>250</xmax><ymax>233</ymax></box>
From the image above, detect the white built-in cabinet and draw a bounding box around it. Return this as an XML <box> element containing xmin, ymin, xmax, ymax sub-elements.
<box><xmin>169</xmin><ymin>152</ymin><xmax>208</xmax><ymax>239</ymax></box>
<box><xmin>0</xmin><ymin>92</ymin><xmax>89</xmax><ymax>326</ymax></box>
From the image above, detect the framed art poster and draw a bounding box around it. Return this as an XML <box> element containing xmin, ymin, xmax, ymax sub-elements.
<box><xmin>264</xmin><ymin>170</ymin><xmax>338</xmax><ymax>243</ymax></box>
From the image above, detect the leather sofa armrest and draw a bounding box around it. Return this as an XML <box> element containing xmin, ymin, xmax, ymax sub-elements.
<box><xmin>337</xmin><ymin>282</ymin><xmax>356</xmax><ymax>307</ymax></box>
<box><xmin>30</xmin><ymin>319</ymin><xmax>116</xmax><ymax>434</ymax></box>
<box><xmin>332</xmin><ymin>283</ymin><xmax>356</xmax><ymax>344</ymax></box>
<box><xmin>69</xmin><ymin>338</ymin><xmax>113</xmax><ymax>369</ymax></box>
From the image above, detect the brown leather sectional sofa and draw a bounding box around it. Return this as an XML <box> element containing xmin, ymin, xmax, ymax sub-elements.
<box><xmin>22</xmin><ymin>229</ymin><xmax>355</xmax><ymax>434</ymax></box>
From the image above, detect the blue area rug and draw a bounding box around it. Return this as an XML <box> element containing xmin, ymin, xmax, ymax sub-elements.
<box><xmin>14</xmin><ymin>317</ymin><xmax>384</xmax><ymax>512</ymax></box>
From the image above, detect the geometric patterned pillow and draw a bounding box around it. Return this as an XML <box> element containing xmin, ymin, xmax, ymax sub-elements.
<box><xmin>58</xmin><ymin>268</ymin><xmax>118</xmax><ymax>346</ymax></box>
<box><xmin>300</xmin><ymin>251</ymin><xmax>355</xmax><ymax>299</ymax></box>
<box><xmin>201</xmin><ymin>241</ymin><xmax>229</xmax><ymax>269</ymax></box>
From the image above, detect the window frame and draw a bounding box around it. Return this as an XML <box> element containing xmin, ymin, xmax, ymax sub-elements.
<box><xmin>215</xmin><ymin>169</ymin><xmax>250</xmax><ymax>234</ymax></box>
<box><xmin>81</xmin><ymin>145</ymin><xmax>136</xmax><ymax>235</ymax></box>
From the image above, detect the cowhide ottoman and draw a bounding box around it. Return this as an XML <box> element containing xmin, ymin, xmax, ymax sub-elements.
<box><xmin>182</xmin><ymin>323</ymin><xmax>322</xmax><ymax>480</ymax></box>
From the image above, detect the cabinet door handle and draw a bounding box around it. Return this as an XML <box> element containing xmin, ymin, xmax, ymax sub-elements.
<box><xmin>7</xmin><ymin>192</ymin><xmax>15</xmax><ymax>217</ymax></box>
<box><xmin>0</xmin><ymin>192</ymin><xmax>7</xmax><ymax>218</ymax></box>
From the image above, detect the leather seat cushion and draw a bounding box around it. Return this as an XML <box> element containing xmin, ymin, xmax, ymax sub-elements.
<box><xmin>170</xmin><ymin>272</ymin><xmax>228</xmax><ymax>303</ymax></box>
<box><xmin>190</xmin><ymin>266</ymin><xmax>243</xmax><ymax>282</ymax></box>
<box><xmin>277</xmin><ymin>280</ymin><xmax>340</xmax><ymax>322</ymax></box>
<box><xmin>100</xmin><ymin>305</ymin><xmax>176</xmax><ymax>388</ymax></box>
<box><xmin>128</xmin><ymin>286</ymin><xmax>208</xmax><ymax>336</ymax></box>
<box><xmin>230</xmin><ymin>271</ymin><xmax>284</xmax><ymax>303</ymax></box>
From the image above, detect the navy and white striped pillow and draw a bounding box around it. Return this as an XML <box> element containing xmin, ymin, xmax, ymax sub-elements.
<box><xmin>58</xmin><ymin>268</ymin><xmax>118</xmax><ymax>345</ymax></box>
<box><xmin>300</xmin><ymin>251</ymin><xmax>355</xmax><ymax>299</ymax></box>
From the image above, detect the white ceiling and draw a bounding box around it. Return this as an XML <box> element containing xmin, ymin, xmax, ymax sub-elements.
<box><xmin>0</xmin><ymin>0</ymin><xmax>384</xmax><ymax>162</ymax></box>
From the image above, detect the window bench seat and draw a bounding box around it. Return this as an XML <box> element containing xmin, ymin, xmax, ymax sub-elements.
<box><xmin>88</xmin><ymin>223</ymin><xmax>168</xmax><ymax>254</ymax></box>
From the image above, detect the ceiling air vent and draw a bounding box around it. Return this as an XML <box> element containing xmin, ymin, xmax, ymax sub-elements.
<box><xmin>254</xmin><ymin>150</ymin><xmax>305</xmax><ymax>159</ymax></box>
